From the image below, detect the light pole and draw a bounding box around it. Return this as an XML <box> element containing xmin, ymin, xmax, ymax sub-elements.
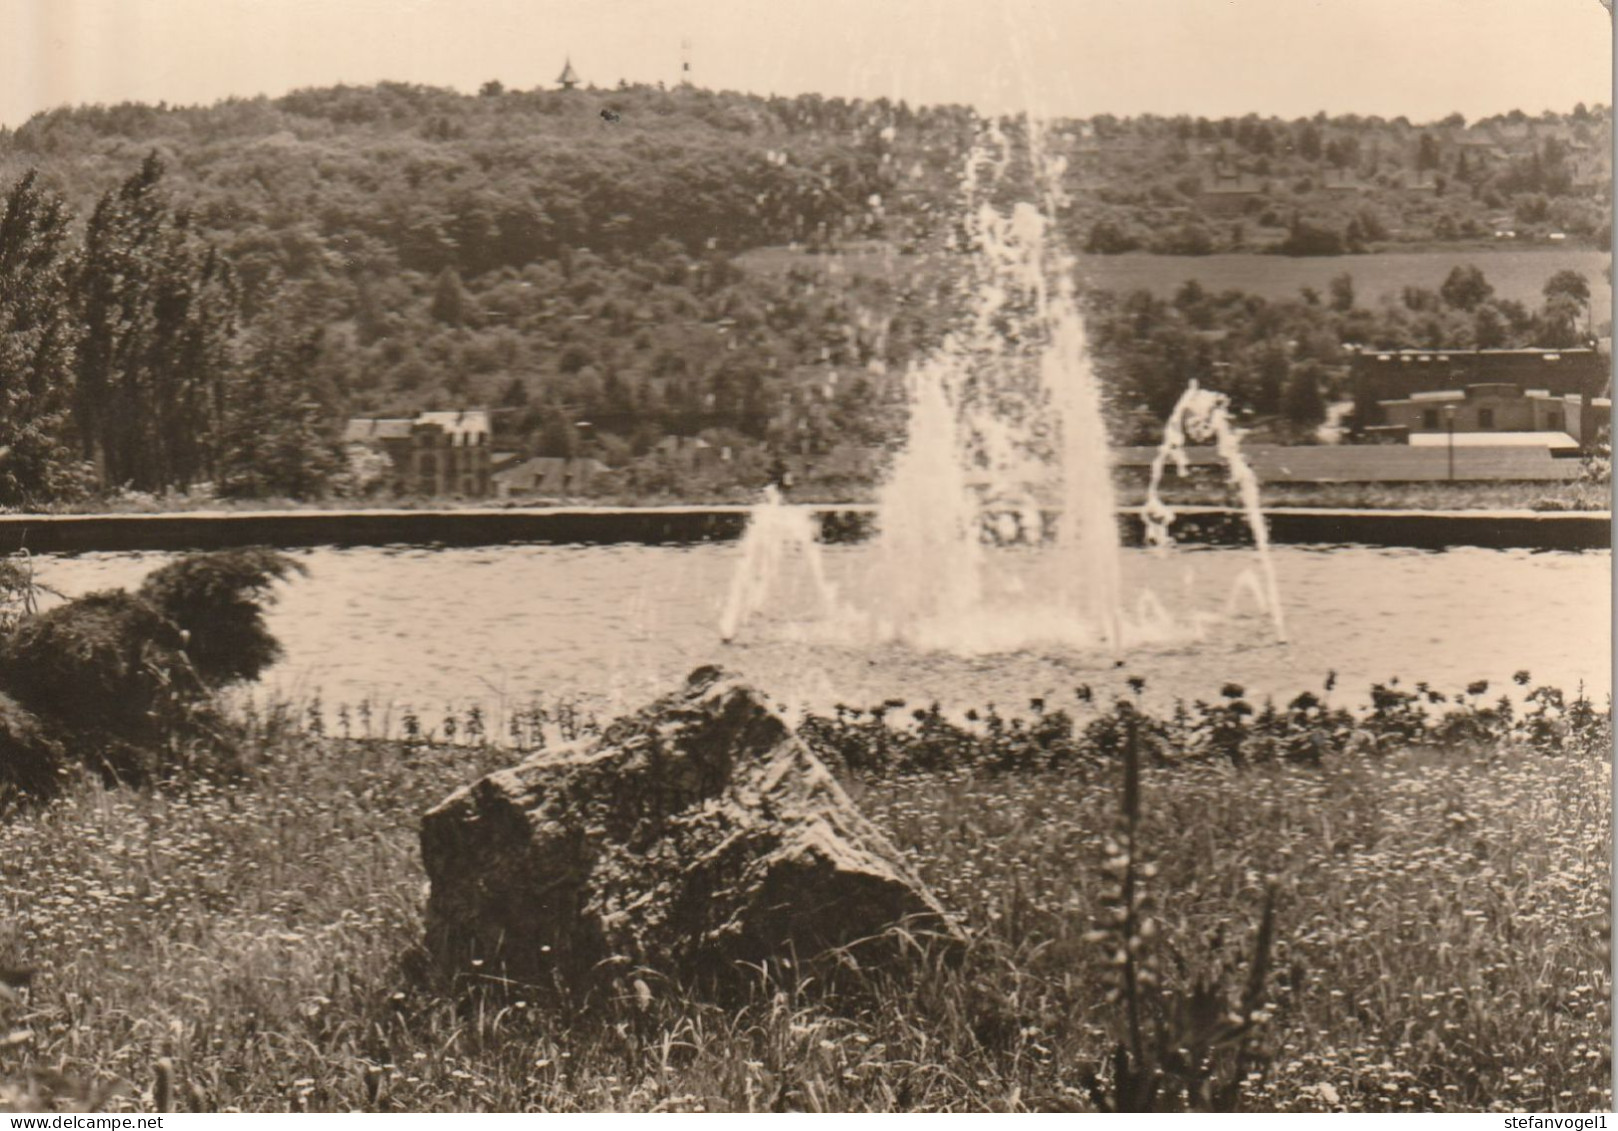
<box><xmin>1444</xmin><ymin>403</ymin><xmax>1456</xmax><ymax>481</ymax></box>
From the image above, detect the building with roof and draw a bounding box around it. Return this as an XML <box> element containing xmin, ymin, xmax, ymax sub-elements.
<box><xmin>343</xmin><ymin>410</ymin><xmax>492</xmax><ymax>497</ymax></box>
<box><xmin>557</xmin><ymin>58</ymin><xmax>581</xmax><ymax>91</ymax></box>
<box><xmin>1374</xmin><ymin>385</ymin><xmax>1588</xmax><ymax>451</ymax></box>
<box><xmin>492</xmin><ymin>456</ymin><xmax>611</xmax><ymax>499</ymax></box>
<box><xmin>1348</xmin><ymin>345</ymin><xmax>1609</xmax><ymax>446</ymax></box>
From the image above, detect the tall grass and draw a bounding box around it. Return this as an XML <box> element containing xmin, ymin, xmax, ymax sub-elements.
<box><xmin>0</xmin><ymin>680</ymin><xmax>1608</xmax><ymax>1112</ymax></box>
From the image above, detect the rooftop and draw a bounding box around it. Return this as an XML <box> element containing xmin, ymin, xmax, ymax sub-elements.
<box><xmin>345</xmin><ymin>411</ymin><xmax>491</xmax><ymax>445</ymax></box>
<box><xmin>342</xmin><ymin>418</ymin><xmax>413</xmax><ymax>443</ymax></box>
<box><xmin>416</xmin><ymin>410</ymin><xmax>491</xmax><ymax>440</ymax></box>
<box><xmin>1409</xmin><ymin>432</ymin><xmax>1578</xmax><ymax>449</ymax></box>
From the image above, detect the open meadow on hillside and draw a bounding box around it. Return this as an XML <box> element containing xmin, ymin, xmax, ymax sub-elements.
<box><xmin>1077</xmin><ymin>248</ymin><xmax>1613</xmax><ymax>322</ymax></box>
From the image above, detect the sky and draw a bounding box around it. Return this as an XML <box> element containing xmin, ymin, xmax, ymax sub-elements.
<box><xmin>1</xmin><ymin>0</ymin><xmax>1612</xmax><ymax>130</ymax></box>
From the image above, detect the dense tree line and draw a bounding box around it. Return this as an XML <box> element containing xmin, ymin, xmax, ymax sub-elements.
<box><xmin>0</xmin><ymin>85</ymin><xmax>1609</xmax><ymax>504</ymax></box>
<box><xmin>1086</xmin><ymin>262</ymin><xmax>1598</xmax><ymax>441</ymax></box>
<box><xmin>0</xmin><ymin>172</ymin><xmax>79</xmax><ymax>503</ymax></box>
<box><xmin>1067</xmin><ymin>106</ymin><xmax>1611</xmax><ymax>257</ymax></box>
<box><xmin>0</xmin><ymin>83</ymin><xmax>985</xmax><ymax>501</ymax></box>
<box><xmin>0</xmin><ymin>158</ymin><xmax>340</xmax><ymax>505</ymax></box>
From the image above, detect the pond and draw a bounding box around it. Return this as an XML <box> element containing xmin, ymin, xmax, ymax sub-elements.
<box><xmin>28</xmin><ymin>541</ymin><xmax>1610</xmax><ymax>727</ymax></box>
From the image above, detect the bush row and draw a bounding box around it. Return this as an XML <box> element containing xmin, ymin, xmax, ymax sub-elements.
<box><xmin>798</xmin><ymin>673</ymin><xmax>1610</xmax><ymax>778</ymax></box>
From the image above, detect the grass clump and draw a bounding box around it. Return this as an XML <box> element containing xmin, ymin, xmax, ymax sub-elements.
<box><xmin>137</xmin><ymin>549</ymin><xmax>305</xmax><ymax>687</ymax></box>
<box><xmin>0</xmin><ymin>590</ymin><xmax>200</xmax><ymax>786</ymax></box>
<box><xmin>0</xmin><ymin>549</ymin><xmax>300</xmax><ymax>801</ymax></box>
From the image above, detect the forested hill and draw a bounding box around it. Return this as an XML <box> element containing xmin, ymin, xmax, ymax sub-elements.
<box><xmin>4</xmin><ymin>84</ymin><xmax>1607</xmax><ymax>275</ymax></box>
<box><xmin>0</xmin><ymin>83</ymin><xmax>978</xmax><ymax>282</ymax></box>
<box><xmin>0</xmin><ymin>83</ymin><xmax>1608</xmax><ymax>504</ymax></box>
<box><xmin>0</xmin><ymin>83</ymin><xmax>986</xmax><ymax>502</ymax></box>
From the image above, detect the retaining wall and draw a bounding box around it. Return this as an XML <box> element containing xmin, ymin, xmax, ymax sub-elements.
<box><xmin>0</xmin><ymin>505</ymin><xmax>1605</xmax><ymax>555</ymax></box>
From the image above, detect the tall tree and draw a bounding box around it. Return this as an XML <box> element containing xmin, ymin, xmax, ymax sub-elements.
<box><xmin>429</xmin><ymin>266</ymin><xmax>472</xmax><ymax>327</ymax></box>
<box><xmin>0</xmin><ymin>171</ymin><xmax>82</xmax><ymax>505</ymax></box>
<box><xmin>1281</xmin><ymin>361</ymin><xmax>1327</xmax><ymax>428</ymax></box>
<box><xmin>1543</xmin><ymin>269</ymin><xmax>1592</xmax><ymax>308</ymax></box>
<box><xmin>1439</xmin><ymin>265</ymin><xmax>1494</xmax><ymax>311</ymax></box>
<box><xmin>218</xmin><ymin>292</ymin><xmax>341</xmax><ymax>499</ymax></box>
<box><xmin>73</xmin><ymin>153</ymin><xmax>240</xmax><ymax>492</ymax></box>
<box><xmin>1416</xmin><ymin>133</ymin><xmax>1441</xmax><ymax>174</ymax></box>
<box><xmin>1540</xmin><ymin>270</ymin><xmax>1592</xmax><ymax>346</ymax></box>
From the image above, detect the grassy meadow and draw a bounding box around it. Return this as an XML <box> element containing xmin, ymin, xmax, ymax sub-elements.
<box><xmin>1077</xmin><ymin>248</ymin><xmax>1614</xmax><ymax>318</ymax></box>
<box><xmin>0</xmin><ymin>682</ymin><xmax>1609</xmax><ymax>1113</ymax></box>
<box><xmin>737</xmin><ymin>244</ymin><xmax>1614</xmax><ymax>326</ymax></box>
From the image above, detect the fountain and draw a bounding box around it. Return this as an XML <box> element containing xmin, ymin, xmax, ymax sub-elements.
<box><xmin>718</xmin><ymin>485</ymin><xmax>836</xmax><ymax>643</ymax></box>
<box><xmin>1143</xmin><ymin>382</ymin><xmax>1289</xmax><ymax>643</ymax></box>
<box><xmin>719</xmin><ymin>120</ymin><xmax>1285</xmax><ymax>655</ymax></box>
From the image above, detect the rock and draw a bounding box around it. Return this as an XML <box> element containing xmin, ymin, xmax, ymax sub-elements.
<box><xmin>421</xmin><ymin>665</ymin><xmax>960</xmax><ymax>989</ymax></box>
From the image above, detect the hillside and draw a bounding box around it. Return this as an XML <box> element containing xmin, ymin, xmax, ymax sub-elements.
<box><xmin>0</xmin><ymin>83</ymin><xmax>1609</xmax><ymax>503</ymax></box>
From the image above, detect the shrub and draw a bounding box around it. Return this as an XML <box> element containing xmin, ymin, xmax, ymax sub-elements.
<box><xmin>796</xmin><ymin>674</ymin><xmax>1605</xmax><ymax>782</ymax></box>
<box><xmin>0</xmin><ymin>551</ymin><xmax>302</xmax><ymax>794</ymax></box>
<box><xmin>1276</xmin><ymin>219</ymin><xmax>1345</xmax><ymax>256</ymax></box>
<box><xmin>0</xmin><ymin>590</ymin><xmax>206</xmax><ymax>783</ymax></box>
<box><xmin>0</xmin><ymin>555</ymin><xmax>53</xmax><ymax>634</ymax></box>
<box><xmin>137</xmin><ymin>549</ymin><xmax>305</xmax><ymax>686</ymax></box>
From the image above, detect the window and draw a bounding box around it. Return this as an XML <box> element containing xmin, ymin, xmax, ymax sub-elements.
<box><xmin>1478</xmin><ymin>408</ymin><xmax>1495</xmax><ymax>429</ymax></box>
<box><xmin>1422</xmin><ymin>409</ymin><xmax>1439</xmax><ymax>429</ymax></box>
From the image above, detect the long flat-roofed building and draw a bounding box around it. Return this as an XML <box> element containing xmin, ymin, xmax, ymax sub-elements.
<box><xmin>1349</xmin><ymin>345</ymin><xmax>1609</xmax><ymax>445</ymax></box>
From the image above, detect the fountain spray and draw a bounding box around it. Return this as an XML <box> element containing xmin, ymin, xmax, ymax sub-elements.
<box><xmin>718</xmin><ymin>121</ymin><xmax>1283</xmax><ymax>654</ymax></box>
<box><xmin>1143</xmin><ymin>382</ymin><xmax>1289</xmax><ymax>643</ymax></box>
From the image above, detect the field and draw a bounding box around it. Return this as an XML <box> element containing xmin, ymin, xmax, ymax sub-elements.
<box><xmin>738</xmin><ymin>244</ymin><xmax>1613</xmax><ymax>328</ymax></box>
<box><xmin>1077</xmin><ymin>249</ymin><xmax>1613</xmax><ymax>319</ymax></box>
<box><xmin>0</xmin><ymin>686</ymin><xmax>1609</xmax><ymax>1113</ymax></box>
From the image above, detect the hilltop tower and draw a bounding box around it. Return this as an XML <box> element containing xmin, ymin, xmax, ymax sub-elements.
<box><xmin>557</xmin><ymin>57</ymin><xmax>581</xmax><ymax>91</ymax></box>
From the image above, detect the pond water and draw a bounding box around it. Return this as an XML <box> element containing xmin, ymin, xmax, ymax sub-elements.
<box><xmin>28</xmin><ymin>541</ymin><xmax>1611</xmax><ymax>725</ymax></box>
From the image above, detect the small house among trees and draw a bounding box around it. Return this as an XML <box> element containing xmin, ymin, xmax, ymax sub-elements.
<box><xmin>344</xmin><ymin>410</ymin><xmax>492</xmax><ymax>497</ymax></box>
